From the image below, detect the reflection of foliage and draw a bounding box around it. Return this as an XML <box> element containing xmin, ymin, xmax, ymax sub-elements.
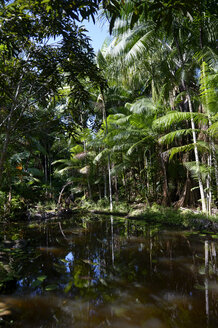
<box><xmin>0</xmin><ymin>216</ymin><xmax>218</xmax><ymax>327</ymax></box>
<box><xmin>0</xmin><ymin>246</ymin><xmax>30</xmax><ymax>292</ymax></box>
<box><xmin>73</xmin><ymin>263</ymin><xmax>91</xmax><ymax>288</ymax></box>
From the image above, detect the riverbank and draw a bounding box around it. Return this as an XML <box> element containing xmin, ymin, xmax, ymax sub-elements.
<box><xmin>26</xmin><ymin>201</ymin><xmax>218</xmax><ymax>233</ymax></box>
<box><xmin>91</xmin><ymin>206</ymin><xmax>218</xmax><ymax>233</ymax></box>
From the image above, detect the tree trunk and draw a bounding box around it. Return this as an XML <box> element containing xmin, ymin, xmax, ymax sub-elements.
<box><xmin>0</xmin><ymin>128</ymin><xmax>10</xmax><ymax>185</ymax></box>
<box><xmin>206</xmin><ymin>154</ymin><xmax>212</xmax><ymax>215</ymax></box>
<box><xmin>104</xmin><ymin>168</ymin><xmax>107</xmax><ymax>198</ymax></box>
<box><xmin>175</xmin><ymin>174</ymin><xmax>198</xmax><ymax>208</ymax></box>
<box><xmin>187</xmin><ymin>93</ymin><xmax>207</xmax><ymax>212</ymax></box>
<box><xmin>160</xmin><ymin>152</ymin><xmax>170</xmax><ymax>206</ymax></box>
<box><xmin>174</xmin><ymin>31</ymin><xmax>206</xmax><ymax>212</ymax></box>
<box><xmin>108</xmin><ymin>155</ymin><xmax>113</xmax><ymax>211</ymax></box>
<box><xmin>201</xmin><ymin>62</ymin><xmax>217</xmax><ymax>209</ymax></box>
<box><xmin>114</xmin><ymin>174</ymin><xmax>119</xmax><ymax>202</ymax></box>
<box><xmin>100</xmin><ymin>88</ymin><xmax>113</xmax><ymax>211</ymax></box>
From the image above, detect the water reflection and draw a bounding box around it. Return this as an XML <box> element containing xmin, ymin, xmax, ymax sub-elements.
<box><xmin>0</xmin><ymin>217</ymin><xmax>217</xmax><ymax>327</ymax></box>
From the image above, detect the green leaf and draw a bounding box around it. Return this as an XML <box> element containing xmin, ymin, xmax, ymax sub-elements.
<box><xmin>37</xmin><ymin>275</ymin><xmax>47</xmax><ymax>282</ymax></box>
<box><xmin>31</xmin><ymin>280</ymin><xmax>43</xmax><ymax>288</ymax></box>
<box><xmin>64</xmin><ymin>281</ymin><xmax>73</xmax><ymax>293</ymax></box>
<box><xmin>82</xmin><ymin>259</ymin><xmax>98</xmax><ymax>266</ymax></box>
<box><xmin>212</xmin><ymin>235</ymin><xmax>218</xmax><ymax>239</ymax></box>
<box><xmin>45</xmin><ymin>284</ymin><xmax>58</xmax><ymax>291</ymax></box>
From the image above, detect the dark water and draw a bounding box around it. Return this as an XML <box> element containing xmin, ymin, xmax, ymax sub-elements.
<box><xmin>0</xmin><ymin>216</ymin><xmax>218</xmax><ymax>327</ymax></box>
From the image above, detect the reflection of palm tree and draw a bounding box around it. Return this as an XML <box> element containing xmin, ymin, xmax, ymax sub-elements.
<box><xmin>205</xmin><ymin>240</ymin><xmax>209</xmax><ymax>326</ymax></box>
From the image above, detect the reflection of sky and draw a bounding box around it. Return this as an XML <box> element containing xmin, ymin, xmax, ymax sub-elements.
<box><xmin>18</xmin><ymin>278</ymin><xmax>24</xmax><ymax>287</ymax></box>
<box><xmin>65</xmin><ymin>252</ymin><xmax>74</xmax><ymax>273</ymax></box>
<box><xmin>93</xmin><ymin>258</ymin><xmax>101</xmax><ymax>280</ymax></box>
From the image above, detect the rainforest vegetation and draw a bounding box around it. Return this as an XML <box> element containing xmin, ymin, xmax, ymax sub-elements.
<box><xmin>0</xmin><ymin>0</ymin><xmax>218</xmax><ymax>219</ymax></box>
<box><xmin>0</xmin><ymin>2</ymin><xmax>218</xmax><ymax>327</ymax></box>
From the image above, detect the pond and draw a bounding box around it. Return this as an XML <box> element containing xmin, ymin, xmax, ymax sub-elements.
<box><xmin>0</xmin><ymin>215</ymin><xmax>218</xmax><ymax>327</ymax></box>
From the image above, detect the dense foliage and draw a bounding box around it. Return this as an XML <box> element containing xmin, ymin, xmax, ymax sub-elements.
<box><xmin>0</xmin><ymin>0</ymin><xmax>217</xmax><ymax>217</ymax></box>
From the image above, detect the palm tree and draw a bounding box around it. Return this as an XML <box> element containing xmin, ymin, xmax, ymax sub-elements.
<box><xmin>102</xmin><ymin>3</ymin><xmax>218</xmax><ymax>212</ymax></box>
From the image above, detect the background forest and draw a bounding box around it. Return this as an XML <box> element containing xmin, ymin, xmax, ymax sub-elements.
<box><xmin>0</xmin><ymin>0</ymin><xmax>217</xmax><ymax>218</ymax></box>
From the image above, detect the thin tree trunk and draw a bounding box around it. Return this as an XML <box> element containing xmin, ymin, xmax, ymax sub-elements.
<box><xmin>49</xmin><ymin>157</ymin><xmax>52</xmax><ymax>198</ymax></box>
<box><xmin>108</xmin><ymin>155</ymin><xmax>113</xmax><ymax>211</ymax></box>
<box><xmin>206</xmin><ymin>154</ymin><xmax>212</xmax><ymax>215</ymax></box>
<box><xmin>98</xmin><ymin>184</ymin><xmax>102</xmax><ymax>200</ymax></box>
<box><xmin>85</xmin><ymin>147</ymin><xmax>92</xmax><ymax>200</ymax></box>
<box><xmin>174</xmin><ymin>31</ymin><xmax>206</xmax><ymax>212</ymax></box>
<box><xmin>104</xmin><ymin>168</ymin><xmax>107</xmax><ymax>198</ymax></box>
<box><xmin>160</xmin><ymin>152</ymin><xmax>170</xmax><ymax>206</ymax></box>
<box><xmin>145</xmin><ymin>156</ymin><xmax>150</xmax><ymax>194</ymax></box>
<box><xmin>0</xmin><ymin>128</ymin><xmax>10</xmax><ymax>185</ymax></box>
<box><xmin>100</xmin><ymin>88</ymin><xmax>113</xmax><ymax>211</ymax></box>
<box><xmin>187</xmin><ymin>93</ymin><xmax>207</xmax><ymax>212</ymax></box>
<box><xmin>44</xmin><ymin>154</ymin><xmax>48</xmax><ymax>196</ymax></box>
<box><xmin>114</xmin><ymin>174</ymin><xmax>119</xmax><ymax>202</ymax></box>
<box><xmin>202</xmin><ymin>62</ymin><xmax>218</xmax><ymax>198</ymax></box>
<box><xmin>44</xmin><ymin>155</ymin><xmax>48</xmax><ymax>184</ymax></box>
<box><xmin>58</xmin><ymin>181</ymin><xmax>74</xmax><ymax>208</ymax></box>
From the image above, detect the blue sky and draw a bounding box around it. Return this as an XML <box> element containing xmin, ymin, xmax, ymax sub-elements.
<box><xmin>82</xmin><ymin>18</ymin><xmax>110</xmax><ymax>53</ymax></box>
<box><xmin>48</xmin><ymin>17</ymin><xmax>111</xmax><ymax>53</ymax></box>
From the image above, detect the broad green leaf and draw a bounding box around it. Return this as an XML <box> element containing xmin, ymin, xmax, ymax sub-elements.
<box><xmin>45</xmin><ymin>284</ymin><xmax>58</xmax><ymax>291</ymax></box>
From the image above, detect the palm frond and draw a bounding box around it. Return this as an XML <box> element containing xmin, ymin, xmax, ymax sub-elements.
<box><xmin>93</xmin><ymin>148</ymin><xmax>109</xmax><ymax>164</ymax></box>
<box><xmin>153</xmin><ymin>111</ymin><xmax>208</xmax><ymax>130</ymax></box>
<box><xmin>159</xmin><ymin>128</ymin><xmax>200</xmax><ymax>145</ymax></box>
<box><xmin>52</xmin><ymin>159</ymin><xmax>73</xmax><ymax>166</ymax></box>
<box><xmin>54</xmin><ymin>166</ymin><xmax>74</xmax><ymax>175</ymax></box>
<box><xmin>127</xmin><ymin>97</ymin><xmax>154</xmax><ymax>115</ymax></box>
<box><xmin>96</xmin><ymin>50</ymin><xmax>107</xmax><ymax>70</ymax></box>
<box><xmin>111</xmin><ymin>114</ymin><xmax>131</xmax><ymax>125</ymax></box>
<box><xmin>184</xmin><ymin>161</ymin><xmax>213</xmax><ymax>183</ymax></box>
<box><xmin>113</xmin><ymin>129</ymin><xmax>145</xmax><ymax>141</ymax></box>
<box><xmin>200</xmin><ymin>61</ymin><xmax>218</xmax><ymax>115</ymax></box>
<box><xmin>110</xmin><ymin>162</ymin><xmax>130</xmax><ymax>176</ymax></box>
<box><xmin>208</xmin><ymin>121</ymin><xmax>218</xmax><ymax>138</ymax></box>
<box><xmin>112</xmin><ymin>143</ymin><xmax>133</xmax><ymax>152</ymax></box>
<box><xmin>127</xmin><ymin>136</ymin><xmax>152</xmax><ymax>155</ymax></box>
<box><xmin>168</xmin><ymin>141</ymin><xmax>210</xmax><ymax>161</ymax></box>
<box><xmin>168</xmin><ymin>144</ymin><xmax>195</xmax><ymax>161</ymax></box>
